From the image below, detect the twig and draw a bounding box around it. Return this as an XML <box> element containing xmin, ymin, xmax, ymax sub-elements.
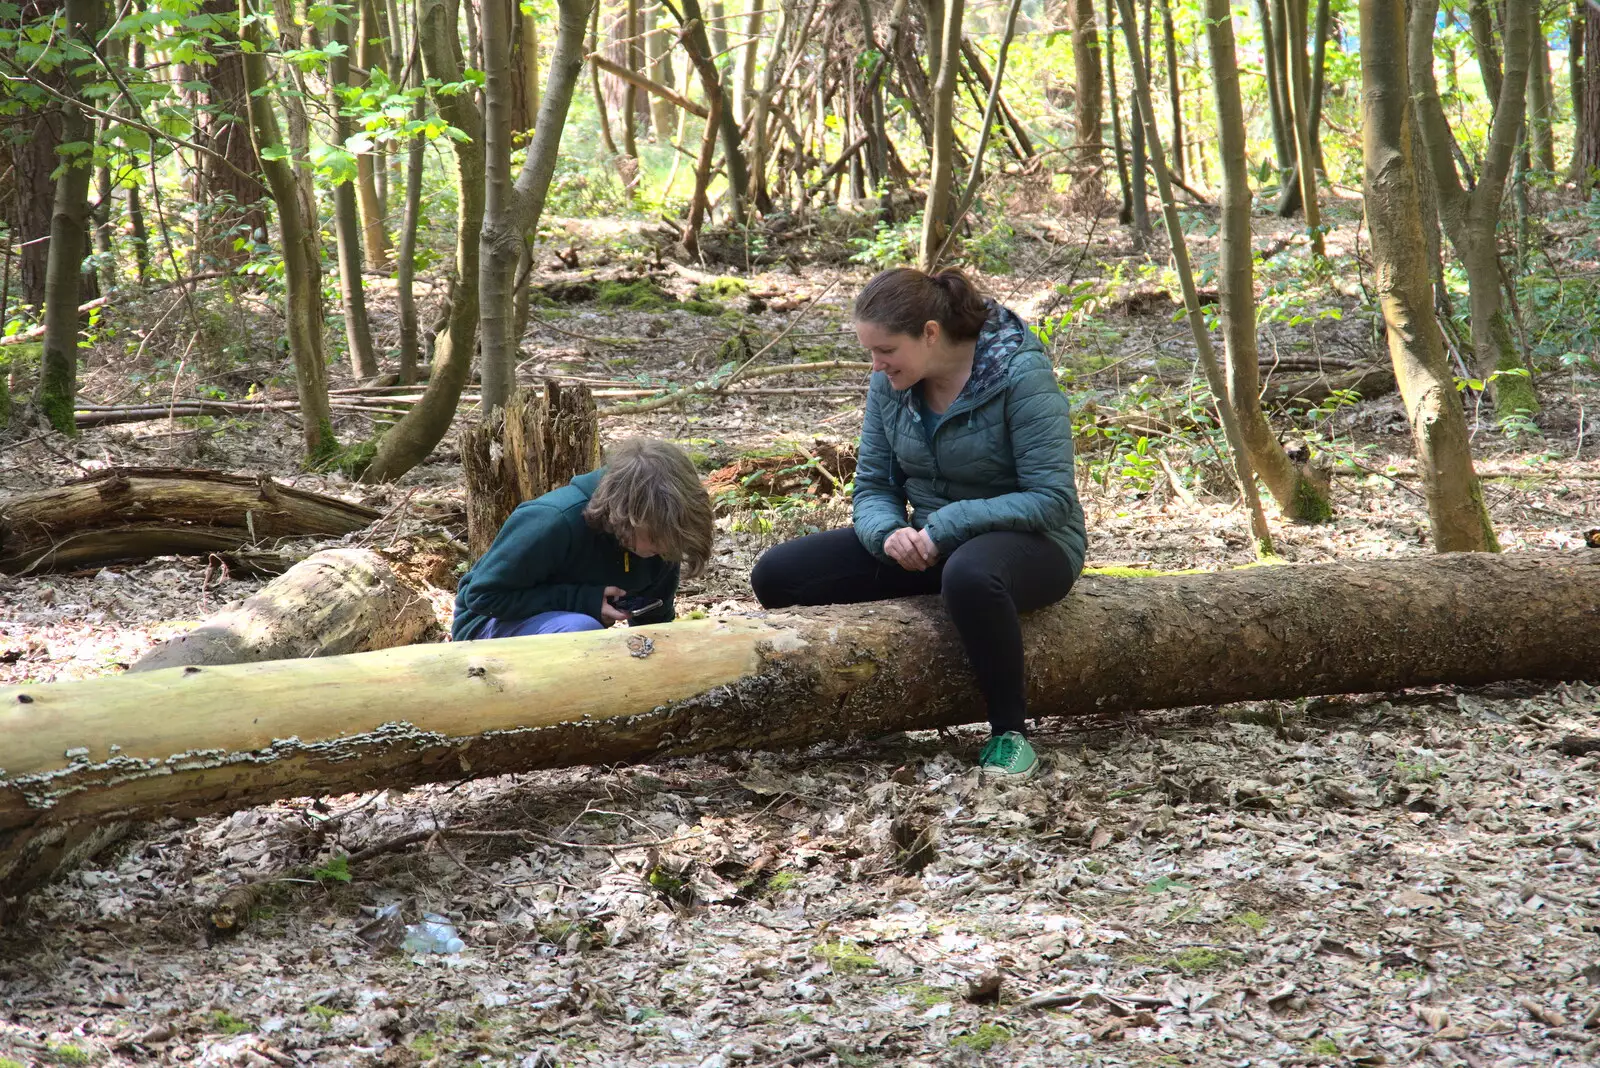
<box><xmin>345</xmin><ymin>825</ymin><xmax>702</xmax><ymax>865</ymax></box>
<box><xmin>753</xmin><ymin>1044</ymin><xmax>830</xmax><ymax>1068</ymax></box>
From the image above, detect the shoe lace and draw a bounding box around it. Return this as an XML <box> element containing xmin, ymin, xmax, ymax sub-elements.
<box><xmin>985</xmin><ymin>733</ymin><xmax>1025</xmax><ymax>766</ymax></box>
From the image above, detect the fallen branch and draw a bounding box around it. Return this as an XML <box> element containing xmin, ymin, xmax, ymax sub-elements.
<box><xmin>0</xmin><ymin>468</ymin><xmax>379</xmax><ymax>574</ymax></box>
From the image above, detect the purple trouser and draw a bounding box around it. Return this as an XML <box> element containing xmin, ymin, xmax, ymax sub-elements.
<box><xmin>478</xmin><ymin>611</ymin><xmax>603</xmax><ymax>638</ymax></box>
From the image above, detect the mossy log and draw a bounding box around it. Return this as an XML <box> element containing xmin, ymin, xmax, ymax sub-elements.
<box><xmin>2</xmin><ymin>551</ymin><xmax>1596</xmax><ymax>898</ymax></box>
<box><xmin>0</xmin><ymin>468</ymin><xmax>380</xmax><ymax>574</ymax></box>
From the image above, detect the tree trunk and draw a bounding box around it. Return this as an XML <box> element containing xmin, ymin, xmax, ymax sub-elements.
<box><xmin>131</xmin><ymin>544</ymin><xmax>454</xmax><ymax>671</ymax></box>
<box><xmin>1106</xmin><ymin>0</ymin><xmax>1133</xmax><ymax>223</ymax></box>
<box><xmin>242</xmin><ymin>0</ymin><xmax>337</xmax><ymax>461</ymax></box>
<box><xmin>645</xmin><ymin>1</ymin><xmax>676</xmax><ymax>140</ymax></box>
<box><xmin>917</xmin><ymin>0</ymin><xmax>965</xmax><ymax>269</ymax></box>
<box><xmin>1252</xmin><ymin>0</ymin><xmax>1300</xmax><ymax>216</ymax></box>
<box><xmin>360</xmin><ymin>0</ymin><xmax>487</xmax><ymax>483</ymax></box>
<box><xmin>1205</xmin><ymin>0</ymin><xmax>1329</xmax><ymax>523</ymax></box>
<box><xmin>270</xmin><ymin>0</ymin><xmax>321</xmax><ymax>248</ymax></box>
<box><xmin>679</xmin><ymin>0</ymin><xmax>750</xmax><ymax>220</ymax></box>
<box><xmin>1306</xmin><ymin>0</ymin><xmax>1330</xmax><ymax>178</ymax></box>
<box><xmin>328</xmin><ymin>3</ymin><xmax>382</xmax><ymax>380</ymax></box>
<box><xmin>1584</xmin><ymin>7</ymin><xmax>1600</xmax><ymax>195</ymax></box>
<box><xmin>1409</xmin><ymin>0</ymin><xmax>1536</xmax><ymax>419</ymax></box>
<box><xmin>4</xmin><ymin>1</ymin><xmax>64</xmax><ymax>311</ymax></box>
<box><xmin>5</xmin><ymin>551</ymin><xmax>1596</xmax><ymax>896</ymax></box>
<box><xmin>1528</xmin><ymin>20</ymin><xmax>1555</xmax><ymax>174</ymax></box>
<box><xmin>192</xmin><ymin>0</ymin><xmax>270</xmax><ymax>267</ymax></box>
<box><xmin>0</xmin><ymin>468</ymin><xmax>380</xmax><ymax>574</ymax></box>
<box><xmin>623</xmin><ymin>0</ymin><xmax>640</xmax><ymax>160</ymax></box>
<box><xmin>1284</xmin><ymin>0</ymin><xmax>1323</xmax><ymax>255</ymax></box>
<box><xmin>589</xmin><ymin>0</ymin><xmax>622</xmax><ymax>156</ymax></box>
<box><xmin>396</xmin><ymin>55</ymin><xmax>425</xmax><ymax>387</ymax></box>
<box><xmin>1116</xmin><ymin>0</ymin><xmax>1273</xmax><ymax>553</ymax></box>
<box><xmin>355</xmin><ymin>0</ymin><xmax>395</xmax><ymax>270</ymax></box>
<box><xmin>1070</xmin><ymin>0</ymin><xmax>1104</xmax><ymax>207</ymax></box>
<box><xmin>479</xmin><ymin>0</ymin><xmax>595</xmax><ymax>415</ymax></box>
<box><xmin>461</xmin><ymin>382</ymin><xmax>600</xmax><ymax>559</ymax></box>
<box><xmin>1158</xmin><ymin>0</ymin><xmax>1181</xmax><ymax>181</ymax></box>
<box><xmin>1126</xmin><ymin>0</ymin><xmax>1153</xmax><ymax>245</ymax></box>
<box><xmin>937</xmin><ymin>0</ymin><xmax>1025</xmax><ymax>264</ymax></box>
<box><xmin>1466</xmin><ymin>0</ymin><xmax>1503</xmax><ymax>110</ymax></box>
<box><xmin>1569</xmin><ymin>3</ymin><xmax>1592</xmax><ymax>189</ymax></box>
<box><xmin>31</xmin><ymin>0</ymin><xmax>102</xmax><ymax>436</ymax></box>
<box><xmin>736</xmin><ymin>0</ymin><xmax>766</xmax><ymax>128</ymax></box>
<box><xmin>1362</xmin><ymin>0</ymin><xmax>1497</xmax><ymax>553</ymax></box>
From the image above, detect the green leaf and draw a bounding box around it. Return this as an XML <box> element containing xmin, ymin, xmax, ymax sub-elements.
<box><xmin>260</xmin><ymin>144</ymin><xmax>290</xmax><ymax>161</ymax></box>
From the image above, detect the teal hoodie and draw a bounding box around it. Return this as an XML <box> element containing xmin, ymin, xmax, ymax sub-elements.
<box><xmin>853</xmin><ymin>300</ymin><xmax>1087</xmax><ymax>576</ymax></box>
<box><xmin>451</xmin><ymin>469</ymin><xmax>679</xmax><ymax>641</ymax></box>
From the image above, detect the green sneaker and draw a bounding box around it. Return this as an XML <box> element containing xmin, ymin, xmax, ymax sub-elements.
<box><xmin>978</xmin><ymin>732</ymin><xmax>1039</xmax><ymax>782</ymax></box>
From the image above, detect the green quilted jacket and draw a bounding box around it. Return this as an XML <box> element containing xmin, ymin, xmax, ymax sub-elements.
<box><xmin>852</xmin><ymin>300</ymin><xmax>1087</xmax><ymax>576</ymax></box>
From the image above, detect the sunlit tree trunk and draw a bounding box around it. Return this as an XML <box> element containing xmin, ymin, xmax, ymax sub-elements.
<box><xmin>1410</xmin><ymin>0</ymin><xmax>1536</xmax><ymax>418</ymax></box>
<box><xmin>480</xmin><ymin>0</ymin><xmax>596</xmax><ymax>413</ymax></box>
<box><xmin>327</xmin><ymin>2</ymin><xmax>381</xmax><ymax>378</ymax></box>
<box><xmin>355</xmin><ymin>0</ymin><xmax>394</xmax><ymax>269</ymax></box>
<box><xmin>362</xmin><ymin>0</ymin><xmax>487</xmax><ymax>481</ymax></box>
<box><xmin>645</xmin><ymin>2</ymin><xmax>675</xmax><ymax>140</ymax></box>
<box><xmin>1105</xmin><ymin>0</ymin><xmax>1132</xmax><ymax>223</ymax></box>
<box><xmin>1361</xmin><ymin>0</ymin><xmax>1497</xmax><ymax>552</ymax></box>
<box><xmin>1116</xmin><ymin>0</ymin><xmax>1274</xmax><ymax>554</ymax></box>
<box><xmin>1527</xmin><ymin>20</ymin><xmax>1555</xmax><ymax>174</ymax></box>
<box><xmin>679</xmin><ymin>0</ymin><xmax>749</xmax><ymax>219</ymax></box>
<box><xmin>240</xmin><ymin>0</ymin><xmax>337</xmax><ymax>461</ymax></box>
<box><xmin>1205</xmin><ymin>0</ymin><xmax>1329</xmax><ymax>521</ymax></box>
<box><xmin>396</xmin><ymin>49</ymin><xmax>426</xmax><ymax>388</ymax></box>
<box><xmin>1284</xmin><ymin>0</ymin><xmax>1322</xmax><ymax>255</ymax></box>
<box><xmin>1070</xmin><ymin>0</ymin><xmax>1104</xmax><ymax>206</ymax></box>
<box><xmin>1581</xmin><ymin>6</ymin><xmax>1600</xmax><ymax>194</ymax></box>
<box><xmin>1158</xmin><ymin>0</ymin><xmax>1181</xmax><ymax>180</ymax></box>
<box><xmin>1252</xmin><ymin>0</ymin><xmax>1299</xmax><ymax>216</ymax></box>
<box><xmin>917</xmin><ymin>0</ymin><xmax>964</xmax><ymax>268</ymax></box>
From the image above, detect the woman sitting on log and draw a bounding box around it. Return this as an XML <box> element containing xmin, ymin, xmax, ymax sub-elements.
<box><xmin>452</xmin><ymin>439</ymin><xmax>713</xmax><ymax>640</ymax></box>
<box><xmin>751</xmin><ymin>268</ymin><xmax>1086</xmax><ymax>782</ymax></box>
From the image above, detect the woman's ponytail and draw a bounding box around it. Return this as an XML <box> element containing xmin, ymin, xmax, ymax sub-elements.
<box><xmin>854</xmin><ymin>266</ymin><xmax>990</xmax><ymax>341</ymax></box>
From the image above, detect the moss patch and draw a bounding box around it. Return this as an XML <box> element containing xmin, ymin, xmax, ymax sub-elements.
<box><xmin>597</xmin><ymin>280</ymin><xmax>674</xmax><ymax>311</ymax></box>
<box><xmin>1167</xmin><ymin>946</ymin><xmax>1244</xmax><ymax>975</ymax></box>
<box><xmin>816</xmin><ymin>940</ymin><xmax>878</xmax><ymax>974</ymax></box>
<box><xmin>951</xmin><ymin>1024</ymin><xmax>1012</xmax><ymax>1052</ymax></box>
<box><xmin>696</xmin><ymin>276</ymin><xmax>749</xmax><ymax>300</ymax></box>
<box><xmin>44</xmin><ymin>1044</ymin><xmax>92</xmax><ymax>1066</ymax></box>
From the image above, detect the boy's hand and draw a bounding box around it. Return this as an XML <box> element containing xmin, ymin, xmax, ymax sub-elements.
<box><xmin>601</xmin><ymin>586</ymin><xmax>629</xmax><ymax>626</ymax></box>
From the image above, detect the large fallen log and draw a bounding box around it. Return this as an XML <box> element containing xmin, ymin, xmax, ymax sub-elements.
<box><xmin>2</xmin><ymin>551</ymin><xmax>1595</xmax><ymax>897</ymax></box>
<box><xmin>0</xmin><ymin>468</ymin><xmax>380</xmax><ymax>574</ymax></box>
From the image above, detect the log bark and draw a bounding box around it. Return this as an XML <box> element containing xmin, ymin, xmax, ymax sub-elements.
<box><xmin>131</xmin><ymin>541</ymin><xmax>459</xmax><ymax>670</ymax></box>
<box><xmin>1</xmin><ymin>551</ymin><xmax>1596</xmax><ymax>898</ymax></box>
<box><xmin>0</xmin><ymin>469</ymin><xmax>379</xmax><ymax>574</ymax></box>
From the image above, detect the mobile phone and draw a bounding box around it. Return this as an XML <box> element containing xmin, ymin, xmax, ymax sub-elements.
<box><xmin>611</xmin><ymin>593</ymin><xmax>664</xmax><ymax>616</ymax></box>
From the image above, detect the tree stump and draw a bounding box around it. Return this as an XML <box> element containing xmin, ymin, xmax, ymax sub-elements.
<box><xmin>461</xmin><ymin>381</ymin><xmax>599</xmax><ymax>559</ymax></box>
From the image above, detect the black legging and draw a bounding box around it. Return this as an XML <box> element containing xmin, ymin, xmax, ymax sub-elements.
<box><xmin>749</xmin><ymin>528</ymin><xmax>1075</xmax><ymax>735</ymax></box>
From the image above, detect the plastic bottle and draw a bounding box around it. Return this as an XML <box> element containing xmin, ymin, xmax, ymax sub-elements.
<box><xmin>402</xmin><ymin>912</ymin><xmax>465</xmax><ymax>954</ymax></box>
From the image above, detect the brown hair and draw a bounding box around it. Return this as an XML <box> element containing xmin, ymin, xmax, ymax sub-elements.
<box><xmin>584</xmin><ymin>438</ymin><xmax>714</xmax><ymax>578</ymax></box>
<box><xmin>853</xmin><ymin>267</ymin><xmax>990</xmax><ymax>341</ymax></box>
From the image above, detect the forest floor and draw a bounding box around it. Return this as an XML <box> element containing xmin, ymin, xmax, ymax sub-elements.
<box><xmin>2</xmin><ymin>189</ymin><xmax>1600</xmax><ymax>1067</ymax></box>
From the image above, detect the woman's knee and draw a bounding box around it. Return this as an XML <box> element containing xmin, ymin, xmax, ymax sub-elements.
<box><xmin>940</xmin><ymin>551</ymin><xmax>1005</xmax><ymax>608</ymax></box>
<box><xmin>750</xmin><ymin>545</ymin><xmax>797</xmax><ymax>608</ymax></box>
